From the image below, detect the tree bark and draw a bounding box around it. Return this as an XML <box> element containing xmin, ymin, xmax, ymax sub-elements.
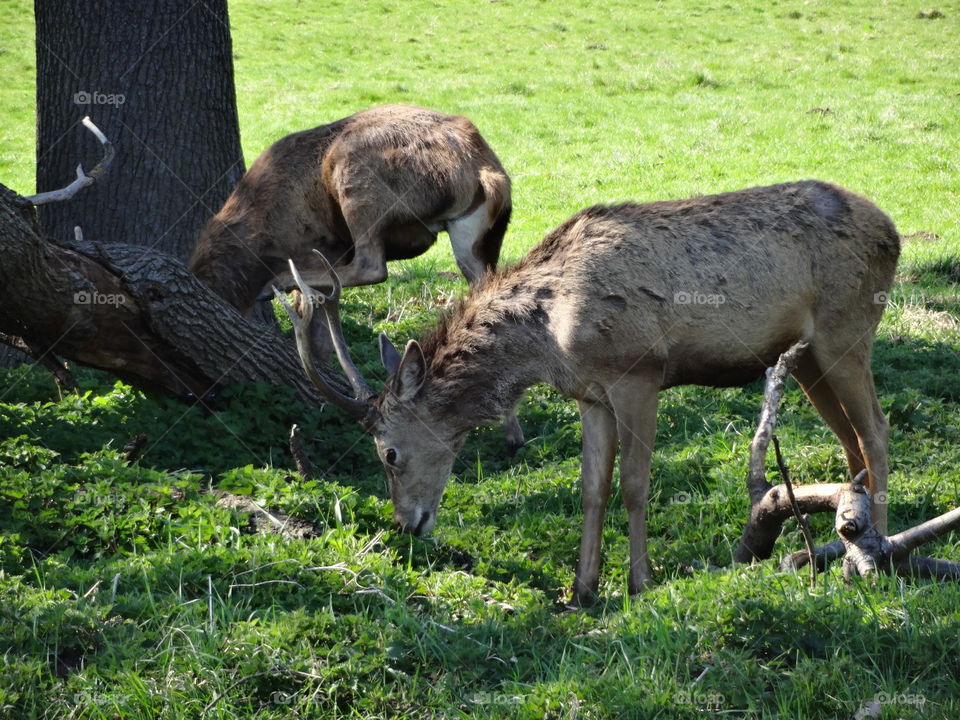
<box><xmin>35</xmin><ymin>0</ymin><xmax>244</xmax><ymax>261</ymax></box>
<box><xmin>0</xmin><ymin>183</ymin><xmax>350</xmax><ymax>406</ymax></box>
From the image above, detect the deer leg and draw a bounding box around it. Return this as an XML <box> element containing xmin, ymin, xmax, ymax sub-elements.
<box><xmin>608</xmin><ymin>375</ymin><xmax>660</xmax><ymax>594</ymax></box>
<box><xmin>504</xmin><ymin>402</ymin><xmax>525</xmax><ymax>456</ymax></box>
<box><xmin>813</xmin><ymin>346</ymin><xmax>890</xmax><ymax>534</ymax></box>
<box><xmin>792</xmin><ymin>353</ymin><xmax>867</xmax><ymax>479</ymax></box>
<box><xmin>572</xmin><ymin>398</ymin><xmax>617</xmax><ymax>606</ymax></box>
<box><xmin>329</xmin><ymin>243</ymin><xmax>387</xmax><ymax>286</ymax></box>
<box><xmin>337</xmin><ymin>201</ymin><xmax>389</xmax><ymax>286</ymax></box>
<box><xmin>447</xmin><ymin>202</ymin><xmax>494</xmax><ymax>284</ymax></box>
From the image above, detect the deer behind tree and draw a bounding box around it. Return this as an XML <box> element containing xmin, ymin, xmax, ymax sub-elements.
<box><xmin>190</xmin><ymin>104</ymin><xmax>523</xmax><ymax>451</ymax></box>
<box><xmin>189</xmin><ymin>104</ymin><xmax>512</xmax><ymax>314</ymax></box>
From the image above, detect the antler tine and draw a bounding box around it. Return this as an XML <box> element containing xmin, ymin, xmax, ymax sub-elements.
<box><xmin>298</xmin><ymin>251</ymin><xmax>377</xmax><ymax>402</ymax></box>
<box><xmin>27</xmin><ymin>116</ymin><xmax>116</xmax><ymax>205</ymax></box>
<box><xmin>274</xmin><ymin>280</ymin><xmax>371</xmax><ymax>419</ymax></box>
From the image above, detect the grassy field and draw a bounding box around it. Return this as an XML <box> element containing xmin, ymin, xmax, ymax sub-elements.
<box><xmin>1</xmin><ymin>0</ymin><xmax>959</xmax><ymax>718</ymax></box>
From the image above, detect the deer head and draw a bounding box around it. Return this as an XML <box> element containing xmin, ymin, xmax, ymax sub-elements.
<box><xmin>372</xmin><ymin>333</ymin><xmax>470</xmax><ymax>535</ymax></box>
<box><xmin>277</xmin><ymin>251</ymin><xmax>466</xmax><ymax>535</ymax></box>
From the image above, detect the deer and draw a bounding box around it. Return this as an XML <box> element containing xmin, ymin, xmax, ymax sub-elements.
<box><xmin>188</xmin><ymin>104</ymin><xmax>524</xmax><ymax>451</ymax></box>
<box><xmin>279</xmin><ymin>180</ymin><xmax>900</xmax><ymax>606</ymax></box>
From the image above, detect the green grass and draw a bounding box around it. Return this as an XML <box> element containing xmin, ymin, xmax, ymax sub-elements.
<box><xmin>1</xmin><ymin>0</ymin><xmax>959</xmax><ymax>718</ymax></box>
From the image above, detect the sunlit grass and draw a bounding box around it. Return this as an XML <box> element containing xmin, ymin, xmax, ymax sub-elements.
<box><xmin>0</xmin><ymin>0</ymin><xmax>958</xmax><ymax>718</ymax></box>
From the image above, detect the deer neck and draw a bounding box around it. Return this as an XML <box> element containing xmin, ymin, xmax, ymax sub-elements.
<box><xmin>191</xmin><ymin>218</ymin><xmax>276</xmax><ymax>313</ymax></box>
<box><xmin>421</xmin><ymin>289</ymin><xmax>552</xmax><ymax>433</ymax></box>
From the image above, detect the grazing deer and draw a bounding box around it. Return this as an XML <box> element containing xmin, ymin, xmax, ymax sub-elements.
<box><xmin>189</xmin><ymin>104</ymin><xmax>523</xmax><ymax>451</ymax></box>
<box><xmin>282</xmin><ymin>180</ymin><xmax>900</xmax><ymax>605</ymax></box>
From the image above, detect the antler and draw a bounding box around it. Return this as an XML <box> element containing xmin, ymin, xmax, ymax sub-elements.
<box><xmin>27</xmin><ymin>116</ymin><xmax>115</xmax><ymax>205</ymax></box>
<box><xmin>274</xmin><ymin>251</ymin><xmax>377</xmax><ymax>420</ymax></box>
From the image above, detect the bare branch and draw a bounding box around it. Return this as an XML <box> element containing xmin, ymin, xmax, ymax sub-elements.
<box><xmin>773</xmin><ymin>435</ymin><xmax>817</xmax><ymax>586</ymax></box>
<box><xmin>888</xmin><ymin>506</ymin><xmax>960</xmax><ymax>558</ymax></box>
<box><xmin>26</xmin><ymin>117</ymin><xmax>115</xmax><ymax>205</ymax></box>
<box><xmin>746</xmin><ymin>341</ymin><xmax>808</xmax><ymax>505</ymax></box>
<box><xmin>834</xmin><ymin>475</ymin><xmax>892</xmax><ymax>578</ymax></box>
<box><xmin>736</xmin><ymin>346</ymin><xmax>960</xmax><ymax>583</ymax></box>
<box><xmin>213</xmin><ymin>491</ymin><xmax>321</xmax><ymax>540</ymax></box>
<box><xmin>0</xmin><ymin>331</ymin><xmax>76</xmax><ymax>391</ymax></box>
<box><xmin>780</xmin><ymin>540</ymin><xmax>845</xmax><ymax>573</ymax></box>
<box><xmin>735</xmin><ymin>482</ymin><xmax>847</xmax><ymax>563</ymax></box>
<box><xmin>898</xmin><ymin>555</ymin><xmax>960</xmax><ymax>580</ymax></box>
<box><xmin>289</xmin><ymin>423</ymin><xmax>314</xmax><ymax>479</ymax></box>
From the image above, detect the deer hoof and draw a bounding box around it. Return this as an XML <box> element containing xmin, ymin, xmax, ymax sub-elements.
<box><xmin>504</xmin><ymin>417</ymin><xmax>525</xmax><ymax>456</ymax></box>
<box><xmin>506</xmin><ymin>435</ymin><xmax>524</xmax><ymax>456</ymax></box>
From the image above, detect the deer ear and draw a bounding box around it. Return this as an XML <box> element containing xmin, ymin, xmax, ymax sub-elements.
<box><xmin>379</xmin><ymin>332</ymin><xmax>402</xmax><ymax>375</ymax></box>
<box><xmin>394</xmin><ymin>340</ymin><xmax>426</xmax><ymax>401</ymax></box>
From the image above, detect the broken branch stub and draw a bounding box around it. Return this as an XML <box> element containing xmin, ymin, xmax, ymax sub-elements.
<box><xmin>733</xmin><ymin>340</ymin><xmax>808</xmax><ymax>562</ymax></box>
<box><xmin>27</xmin><ymin>117</ymin><xmax>115</xmax><ymax>205</ymax></box>
<box><xmin>834</xmin><ymin>471</ymin><xmax>893</xmax><ymax>579</ymax></box>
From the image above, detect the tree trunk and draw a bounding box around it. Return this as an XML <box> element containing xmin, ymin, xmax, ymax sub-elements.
<box><xmin>35</xmin><ymin>0</ymin><xmax>244</xmax><ymax>261</ymax></box>
<box><xmin>0</xmin><ymin>183</ymin><xmax>349</xmax><ymax>407</ymax></box>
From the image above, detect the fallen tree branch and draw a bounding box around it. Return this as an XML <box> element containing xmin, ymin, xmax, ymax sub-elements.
<box><xmin>733</xmin><ymin>340</ymin><xmax>809</xmax><ymax>562</ymax></box>
<box><xmin>1</xmin><ymin>119</ymin><xmax>354</xmax><ymax>407</ymax></box>
<box><xmin>213</xmin><ymin>491</ymin><xmax>323</xmax><ymax>540</ymax></box>
<box><xmin>734</xmin><ymin>344</ymin><xmax>960</xmax><ymax>582</ymax></box>
<box><xmin>888</xmin><ymin>506</ymin><xmax>960</xmax><ymax>557</ymax></box>
<box><xmin>0</xmin><ymin>331</ymin><xmax>76</xmax><ymax>391</ymax></box>
<box><xmin>833</xmin><ymin>471</ymin><xmax>892</xmax><ymax>578</ymax></box>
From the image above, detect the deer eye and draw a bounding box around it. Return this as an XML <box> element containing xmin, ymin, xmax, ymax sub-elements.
<box><xmin>384</xmin><ymin>448</ymin><xmax>398</xmax><ymax>466</ymax></box>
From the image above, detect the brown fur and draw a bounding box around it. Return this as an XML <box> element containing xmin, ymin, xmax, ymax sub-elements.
<box><xmin>188</xmin><ymin>105</ymin><xmax>512</xmax><ymax>312</ymax></box>
<box><xmin>372</xmin><ymin>180</ymin><xmax>900</xmax><ymax>603</ymax></box>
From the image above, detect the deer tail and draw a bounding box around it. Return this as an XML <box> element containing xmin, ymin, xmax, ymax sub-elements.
<box><xmin>478</xmin><ymin>165</ymin><xmax>511</xmax><ymax>224</ymax></box>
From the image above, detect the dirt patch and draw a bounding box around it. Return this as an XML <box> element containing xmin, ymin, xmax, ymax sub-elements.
<box><xmin>902</xmin><ymin>231</ymin><xmax>941</xmax><ymax>243</ymax></box>
<box><xmin>213</xmin><ymin>491</ymin><xmax>322</xmax><ymax>540</ymax></box>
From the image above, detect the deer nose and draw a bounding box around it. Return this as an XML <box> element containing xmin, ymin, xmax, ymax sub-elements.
<box><xmin>395</xmin><ymin>510</ymin><xmax>429</xmax><ymax>536</ymax></box>
<box><xmin>413</xmin><ymin>510</ymin><xmax>431</xmax><ymax>536</ymax></box>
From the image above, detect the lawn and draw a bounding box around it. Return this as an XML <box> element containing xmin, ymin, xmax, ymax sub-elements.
<box><xmin>1</xmin><ymin>0</ymin><xmax>959</xmax><ymax>718</ymax></box>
